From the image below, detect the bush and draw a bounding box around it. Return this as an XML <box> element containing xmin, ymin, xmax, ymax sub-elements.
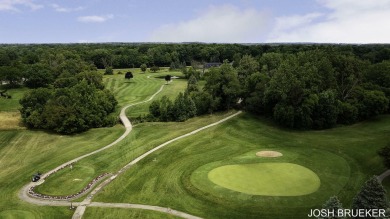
<box><xmin>104</xmin><ymin>67</ymin><xmax>113</xmax><ymax>75</ymax></box>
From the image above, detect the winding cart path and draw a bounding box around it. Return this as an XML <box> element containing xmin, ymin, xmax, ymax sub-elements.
<box><xmin>19</xmin><ymin>81</ymin><xmax>242</xmax><ymax>219</ymax></box>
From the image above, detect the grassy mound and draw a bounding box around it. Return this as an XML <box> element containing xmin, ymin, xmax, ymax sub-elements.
<box><xmin>208</xmin><ymin>163</ymin><xmax>320</xmax><ymax>196</ymax></box>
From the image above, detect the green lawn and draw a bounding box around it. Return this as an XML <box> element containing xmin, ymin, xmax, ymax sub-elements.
<box><xmin>0</xmin><ymin>87</ymin><xmax>28</xmax><ymax>112</ymax></box>
<box><xmin>83</xmin><ymin>207</ymin><xmax>181</xmax><ymax>219</ymax></box>
<box><xmin>0</xmin><ymin>126</ymin><xmax>124</xmax><ymax>218</ymax></box>
<box><xmin>206</xmin><ymin>163</ymin><xmax>320</xmax><ymax>196</ymax></box>
<box><xmin>102</xmin><ymin>68</ymin><xmax>186</xmax><ymax>117</ymax></box>
<box><xmin>34</xmin><ymin>111</ymin><xmax>238</xmax><ymax>196</ymax></box>
<box><xmin>91</xmin><ymin>113</ymin><xmax>390</xmax><ymax>219</ymax></box>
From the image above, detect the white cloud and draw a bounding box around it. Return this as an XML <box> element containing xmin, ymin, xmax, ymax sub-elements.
<box><xmin>150</xmin><ymin>4</ymin><xmax>269</xmax><ymax>43</ymax></box>
<box><xmin>51</xmin><ymin>4</ymin><xmax>83</xmax><ymax>13</ymax></box>
<box><xmin>78</xmin><ymin>14</ymin><xmax>114</xmax><ymax>23</ymax></box>
<box><xmin>0</xmin><ymin>0</ymin><xmax>43</xmax><ymax>12</ymax></box>
<box><xmin>268</xmin><ymin>0</ymin><xmax>390</xmax><ymax>43</ymax></box>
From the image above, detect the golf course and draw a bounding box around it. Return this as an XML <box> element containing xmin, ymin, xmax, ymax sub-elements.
<box><xmin>1</xmin><ymin>68</ymin><xmax>390</xmax><ymax>219</ymax></box>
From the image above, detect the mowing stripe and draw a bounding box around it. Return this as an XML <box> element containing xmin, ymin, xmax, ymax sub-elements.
<box><xmin>89</xmin><ymin>202</ymin><xmax>202</xmax><ymax>219</ymax></box>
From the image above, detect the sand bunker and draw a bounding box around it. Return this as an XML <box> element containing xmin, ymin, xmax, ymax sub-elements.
<box><xmin>256</xmin><ymin>150</ymin><xmax>283</xmax><ymax>157</ymax></box>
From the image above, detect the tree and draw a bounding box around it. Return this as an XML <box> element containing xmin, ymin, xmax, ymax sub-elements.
<box><xmin>352</xmin><ymin>176</ymin><xmax>388</xmax><ymax>216</ymax></box>
<box><xmin>237</xmin><ymin>55</ymin><xmax>259</xmax><ymax>86</ymax></box>
<box><xmin>159</xmin><ymin>96</ymin><xmax>173</xmax><ymax>122</ymax></box>
<box><xmin>19</xmin><ymin>88</ymin><xmax>53</xmax><ymax>128</ymax></box>
<box><xmin>20</xmin><ymin>78</ymin><xmax>117</xmax><ymax>134</ymax></box>
<box><xmin>312</xmin><ymin>90</ymin><xmax>338</xmax><ymax>129</ymax></box>
<box><xmin>186</xmin><ymin>75</ymin><xmax>199</xmax><ymax>93</ymax></box>
<box><xmin>173</xmin><ymin>93</ymin><xmax>188</xmax><ymax>122</ymax></box>
<box><xmin>24</xmin><ymin>63</ymin><xmax>53</xmax><ymax>88</ymax></box>
<box><xmin>357</xmin><ymin>90</ymin><xmax>389</xmax><ymax>119</ymax></box>
<box><xmin>337</xmin><ymin>101</ymin><xmax>358</xmax><ymax>125</ymax></box>
<box><xmin>149</xmin><ymin>100</ymin><xmax>161</xmax><ymax>118</ymax></box>
<box><xmin>125</xmin><ymin>72</ymin><xmax>133</xmax><ymax>80</ymax></box>
<box><xmin>203</xmin><ymin>60</ymin><xmax>240</xmax><ymax>110</ymax></box>
<box><xmin>140</xmin><ymin>64</ymin><xmax>147</xmax><ymax>73</ymax></box>
<box><xmin>165</xmin><ymin>75</ymin><xmax>171</xmax><ymax>84</ymax></box>
<box><xmin>0</xmin><ymin>66</ymin><xmax>23</xmax><ymax>88</ymax></box>
<box><xmin>105</xmin><ymin>66</ymin><xmax>113</xmax><ymax>75</ymax></box>
<box><xmin>190</xmin><ymin>91</ymin><xmax>214</xmax><ymax>115</ymax></box>
<box><xmin>378</xmin><ymin>144</ymin><xmax>390</xmax><ymax>169</ymax></box>
<box><xmin>319</xmin><ymin>196</ymin><xmax>344</xmax><ymax>219</ymax></box>
<box><xmin>150</xmin><ymin>65</ymin><xmax>160</xmax><ymax>73</ymax></box>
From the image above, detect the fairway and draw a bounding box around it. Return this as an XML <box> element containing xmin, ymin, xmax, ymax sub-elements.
<box><xmin>208</xmin><ymin>163</ymin><xmax>320</xmax><ymax>196</ymax></box>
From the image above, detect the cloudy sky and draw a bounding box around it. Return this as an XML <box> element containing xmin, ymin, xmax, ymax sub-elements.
<box><xmin>0</xmin><ymin>0</ymin><xmax>389</xmax><ymax>44</ymax></box>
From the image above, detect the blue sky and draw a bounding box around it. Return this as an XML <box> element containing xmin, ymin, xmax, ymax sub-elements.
<box><xmin>0</xmin><ymin>0</ymin><xmax>389</xmax><ymax>43</ymax></box>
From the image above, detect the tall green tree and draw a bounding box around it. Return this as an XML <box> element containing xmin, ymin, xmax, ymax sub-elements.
<box><xmin>319</xmin><ymin>196</ymin><xmax>344</xmax><ymax>219</ymax></box>
<box><xmin>204</xmin><ymin>60</ymin><xmax>240</xmax><ymax>110</ymax></box>
<box><xmin>24</xmin><ymin>63</ymin><xmax>53</xmax><ymax>88</ymax></box>
<box><xmin>352</xmin><ymin>176</ymin><xmax>388</xmax><ymax>217</ymax></box>
<box><xmin>237</xmin><ymin>55</ymin><xmax>259</xmax><ymax>86</ymax></box>
<box><xmin>186</xmin><ymin>75</ymin><xmax>199</xmax><ymax>93</ymax></box>
<box><xmin>140</xmin><ymin>64</ymin><xmax>147</xmax><ymax>73</ymax></box>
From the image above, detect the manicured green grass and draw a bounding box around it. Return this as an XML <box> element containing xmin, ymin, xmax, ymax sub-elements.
<box><xmin>207</xmin><ymin>163</ymin><xmax>320</xmax><ymax>196</ymax></box>
<box><xmin>84</xmin><ymin>207</ymin><xmax>181</xmax><ymax>219</ymax></box>
<box><xmin>2</xmin><ymin>66</ymin><xmax>389</xmax><ymax>219</ymax></box>
<box><xmin>0</xmin><ymin>126</ymin><xmax>124</xmax><ymax>218</ymax></box>
<box><xmin>34</xmin><ymin>111</ymin><xmax>237</xmax><ymax>196</ymax></box>
<box><xmin>0</xmin><ymin>87</ymin><xmax>28</xmax><ymax>112</ymax></box>
<box><xmin>102</xmin><ymin>68</ymin><xmax>186</xmax><ymax>117</ymax></box>
<box><xmin>92</xmin><ymin>113</ymin><xmax>390</xmax><ymax>219</ymax></box>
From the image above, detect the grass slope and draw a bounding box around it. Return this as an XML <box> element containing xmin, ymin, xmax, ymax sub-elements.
<box><xmin>102</xmin><ymin>68</ymin><xmax>186</xmax><ymax>117</ymax></box>
<box><xmin>91</xmin><ymin>113</ymin><xmax>390</xmax><ymax>219</ymax></box>
<box><xmin>0</xmin><ymin>126</ymin><xmax>123</xmax><ymax>218</ymax></box>
<box><xmin>34</xmin><ymin>111</ymin><xmax>237</xmax><ymax>196</ymax></box>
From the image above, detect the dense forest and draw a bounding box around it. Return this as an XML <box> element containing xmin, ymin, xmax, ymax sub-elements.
<box><xmin>0</xmin><ymin>43</ymin><xmax>389</xmax><ymax>132</ymax></box>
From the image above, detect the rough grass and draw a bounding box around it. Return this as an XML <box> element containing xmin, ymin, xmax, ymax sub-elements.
<box><xmin>206</xmin><ymin>163</ymin><xmax>320</xmax><ymax>196</ymax></box>
<box><xmin>91</xmin><ymin>113</ymin><xmax>390</xmax><ymax>219</ymax></box>
<box><xmin>0</xmin><ymin>111</ymin><xmax>24</xmax><ymax>130</ymax></box>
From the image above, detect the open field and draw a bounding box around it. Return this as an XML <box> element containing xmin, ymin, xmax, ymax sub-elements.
<box><xmin>91</xmin><ymin>114</ymin><xmax>390</xmax><ymax>219</ymax></box>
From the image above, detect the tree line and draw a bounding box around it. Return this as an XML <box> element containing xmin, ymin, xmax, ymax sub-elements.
<box><xmin>0</xmin><ymin>43</ymin><xmax>389</xmax><ymax>131</ymax></box>
<box><xmin>148</xmin><ymin>50</ymin><xmax>389</xmax><ymax>129</ymax></box>
<box><xmin>12</xmin><ymin>53</ymin><xmax>118</xmax><ymax>134</ymax></box>
<box><xmin>1</xmin><ymin>43</ymin><xmax>390</xmax><ymax>87</ymax></box>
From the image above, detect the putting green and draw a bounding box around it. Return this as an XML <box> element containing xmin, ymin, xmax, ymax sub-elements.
<box><xmin>208</xmin><ymin>163</ymin><xmax>320</xmax><ymax>196</ymax></box>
